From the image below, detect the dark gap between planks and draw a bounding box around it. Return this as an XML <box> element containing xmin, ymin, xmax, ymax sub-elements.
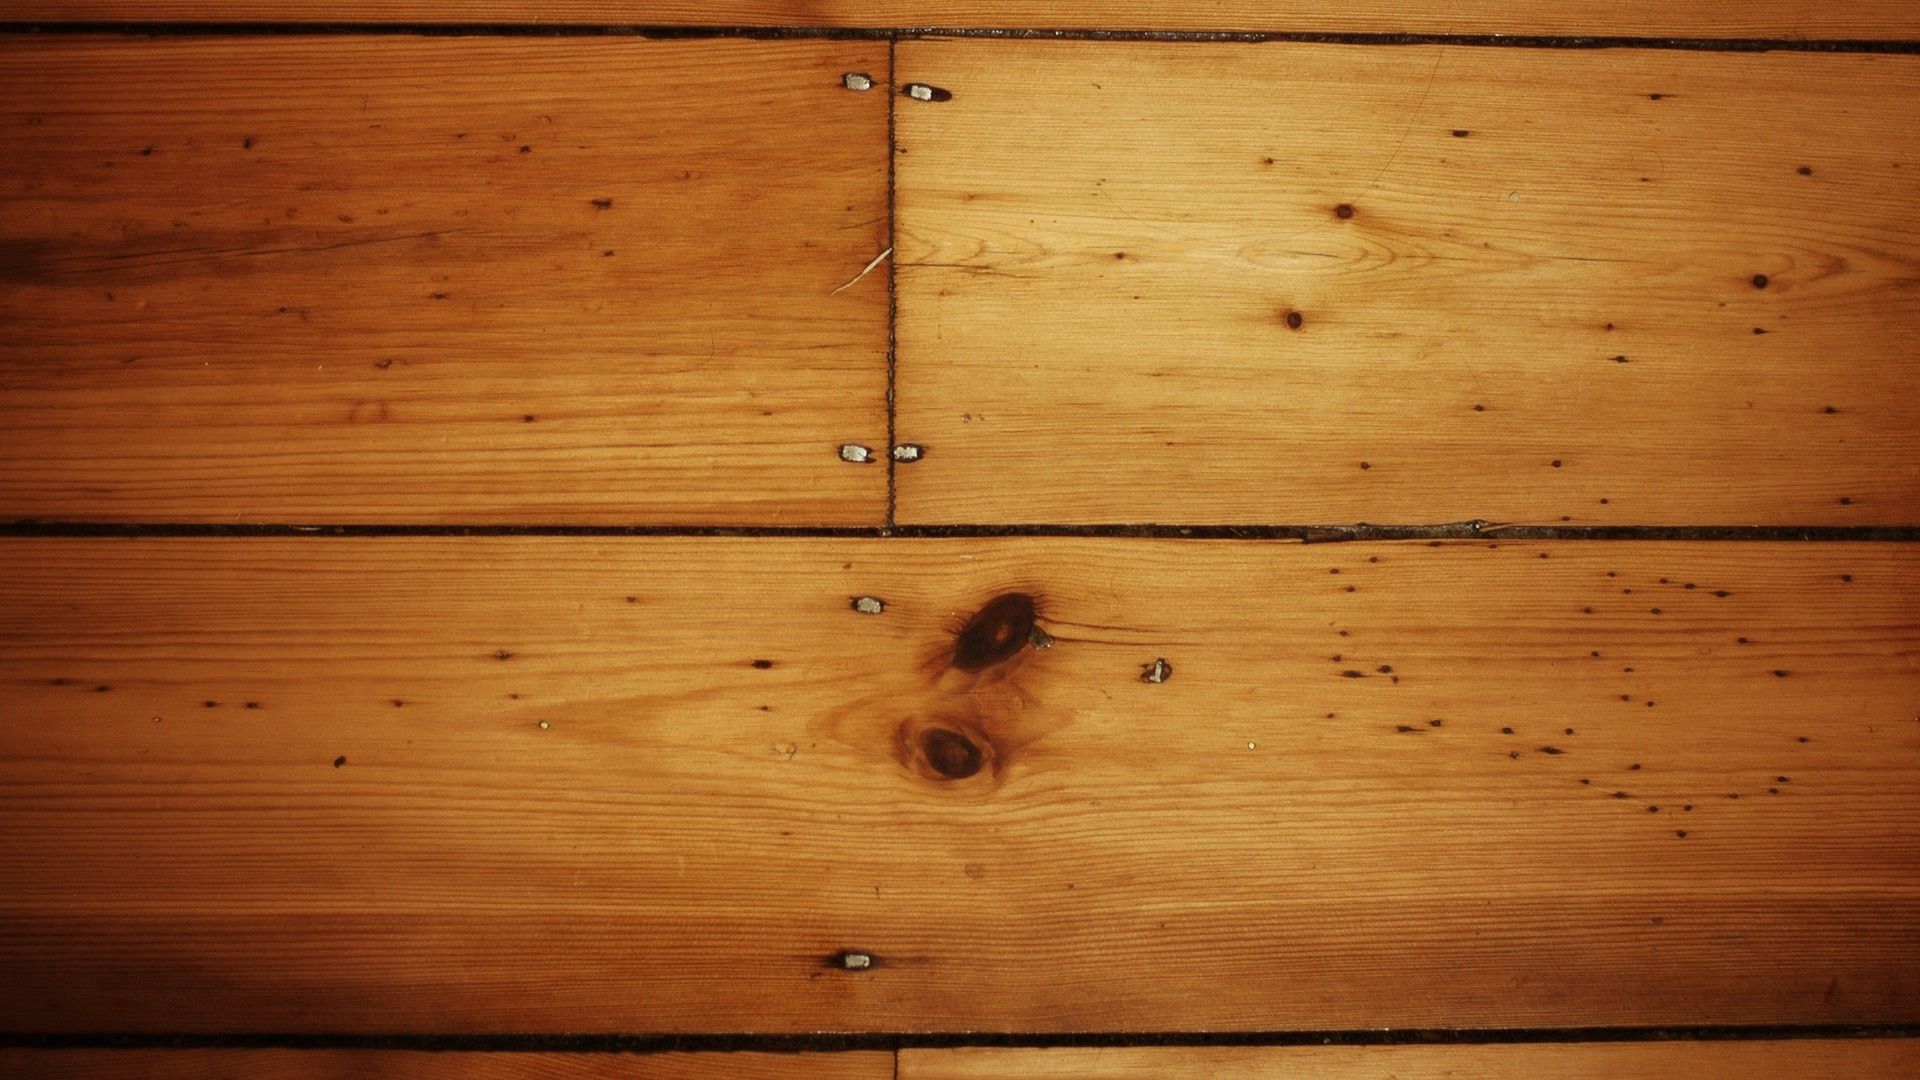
<box><xmin>5</xmin><ymin>1024</ymin><xmax>1919</xmax><ymax>1053</ymax></box>
<box><xmin>2</xmin><ymin>25</ymin><xmax>1920</xmax><ymax>51</ymax></box>
<box><xmin>2</xmin><ymin>522</ymin><xmax>1917</xmax><ymax>541</ymax></box>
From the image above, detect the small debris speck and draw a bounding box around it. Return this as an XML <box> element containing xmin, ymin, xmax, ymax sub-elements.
<box><xmin>851</xmin><ymin>596</ymin><xmax>885</xmax><ymax>615</ymax></box>
<box><xmin>332</xmin><ymin>756</ymin><xmax>346</xmax><ymax>768</ymax></box>
<box><xmin>1141</xmin><ymin>658</ymin><xmax>1173</xmax><ymax>684</ymax></box>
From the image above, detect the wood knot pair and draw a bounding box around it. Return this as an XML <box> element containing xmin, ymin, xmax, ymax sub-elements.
<box><xmin>897</xmin><ymin>591</ymin><xmax>1044</xmax><ymax>784</ymax></box>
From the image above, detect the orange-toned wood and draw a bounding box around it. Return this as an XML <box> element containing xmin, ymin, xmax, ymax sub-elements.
<box><xmin>0</xmin><ymin>1050</ymin><xmax>892</xmax><ymax>1079</ymax></box>
<box><xmin>901</xmin><ymin>1041</ymin><xmax>1920</xmax><ymax>1079</ymax></box>
<box><xmin>3</xmin><ymin>2</ymin><xmax>1917</xmax><ymax>38</ymax></box>
<box><xmin>0</xmin><ymin>36</ymin><xmax>889</xmax><ymax>524</ymax></box>
<box><xmin>2</xmin><ymin>537</ymin><xmax>1914</xmax><ymax>1032</ymax></box>
<box><xmin>894</xmin><ymin>42</ymin><xmax>1920</xmax><ymax>525</ymax></box>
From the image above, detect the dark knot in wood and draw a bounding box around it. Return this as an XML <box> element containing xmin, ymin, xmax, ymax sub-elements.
<box><xmin>952</xmin><ymin>592</ymin><xmax>1038</xmax><ymax>672</ymax></box>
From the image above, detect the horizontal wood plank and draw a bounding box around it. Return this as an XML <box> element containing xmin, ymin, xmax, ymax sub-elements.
<box><xmin>901</xmin><ymin>1041</ymin><xmax>1920</xmax><ymax>1079</ymax></box>
<box><xmin>2</xmin><ymin>537</ymin><xmax>1915</xmax><ymax>1031</ymax></box>
<box><xmin>0</xmin><ymin>36</ymin><xmax>890</xmax><ymax>523</ymax></box>
<box><xmin>894</xmin><ymin>42</ymin><xmax>1920</xmax><ymax>525</ymax></box>
<box><xmin>0</xmin><ymin>1050</ymin><xmax>890</xmax><ymax>1078</ymax></box>
<box><xmin>3</xmin><ymin>3</ymin><xmax>1917</xmax><ymax>38</ymax></box>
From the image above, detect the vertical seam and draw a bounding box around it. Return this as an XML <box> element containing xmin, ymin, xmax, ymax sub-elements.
<box><xmin>884</xmin><ymin>32</ymin><xmax>899</xmax><ymax>532</ymax></box>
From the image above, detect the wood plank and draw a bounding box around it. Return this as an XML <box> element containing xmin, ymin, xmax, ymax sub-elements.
<box><xmin>0</xmin><ymin>1050</ymin><xmax>891</xmax><ymax>1079</ymax></box>
<box><xmin>894</xmin><ymin>42</ymin><xmax>1920</xmax><ymax>525</ymax></box>
<box><xmin>2</xmin><ymin>537</ymin><xmax>1915</xmax><ymax>1031</ymax></box>
<box><xmin>900</xmin><ymin>1041</ymin><xmax>1920</xmax><ymax>1079</ymax></box>
<box><xmin>0</xmin><ymin>36</ymin><xmax>890</xmax><ymax>524</ymax></box>
<box><xmin>4</xmin><ymin>3</ymin><xmax>1918</xmax><ymax>39</ymax></box>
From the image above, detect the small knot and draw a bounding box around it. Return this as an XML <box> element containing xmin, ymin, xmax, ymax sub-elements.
<box><xmin>919</xmin><ymin>727</ymin><xmax>985</xmax><ymax>780</ymax></box>
<box><xmin>953</xmin><ymin>592</ymin><xmax>1038</xmax><ymax>671</ymax></box>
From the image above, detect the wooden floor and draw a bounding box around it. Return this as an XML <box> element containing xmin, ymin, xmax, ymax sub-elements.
<box><xmin>1</xmin><ymin>5</ymin><xmax>1916</xmax><ymax>1078</ymax></box>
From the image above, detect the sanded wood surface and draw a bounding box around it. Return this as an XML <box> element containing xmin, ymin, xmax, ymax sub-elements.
<box><xmin>0</xmin><ymin>1050</ymin><xmax>890</xmax><ymax>1079</ymax></box>
<box><xmin>900</xmin><ymin>1041</ymin><xmax>1920</xmax><ymax>1079</ymax></box>
<box><xmin>0</xmin><ymin>36</ymin><xmax>890</xmax><ymax>524</ymax></box>
<box><xmin>5</xmin><ymin>2</ymin><xmax>1918</xmax><ymax>38</ymax></box>
<box><xmin>2</xmin><ymin>537</ymin><xmax>1914</xmax><ymax>1032</ymax></box>
<box><xmin>894</xmin><ymin>42</ymin><xmax>1920</xmax><ymax>526</ymax></box>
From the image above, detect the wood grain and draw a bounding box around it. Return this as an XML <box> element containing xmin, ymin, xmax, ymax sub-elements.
<box><xmin>4</xmin><ymin>2</ymin><xmax>1917</xmax><ymax>38</ymax></box>
<box><xmin>2</xmin><ymin>537</ymin><xmax>1914</xmax><ymax>1032</ymax></box>
<box><xmin>0</xmin><ymin>36</ymin><xmax>890</xmax><ymax>523</ymax></box>
<box><xmin>901</xmin><ymin>1041</ymin><xmax>1920</xmax><ymax>1079</ymax></box>
<box><xmin>0</xmin><ymin>1050</ymin><xmax>890</xmax><ymax>1079</ymax></box>
<box><xmin>894</xmin><ymin>42</ymin><xmax>1920</xmax><ymax>525</ymax></box>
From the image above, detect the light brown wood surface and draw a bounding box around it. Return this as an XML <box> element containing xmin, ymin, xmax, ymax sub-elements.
<box><xmin>894</xmin><ymin>42</ymin><xmax>1920</xmax><ymax>525</ymax></box>
<box><xmin>900</xmin><ymin>1041</ymin><xmax>1920</xmax><ymax>1079</ymax></box>
<box><xmin>6</xmin><ymin>1042</ymin><xmax>1915</xmax><ymax>1077</ymax></box>
<box><xmin>0</xmin><ymin>1050</ymin><xmax>890</xmax><ymax>1079</ymax></box>
<box><xmin>4</xmin><ymin>2</ymin><xmax>1918</xmax><ymax>38</ymax></box>
<box><xmin>0</xmin><ymin>36</ymin><xmax>890</xmax><ymax>524</ymax></box>
<box><xmin>2</xmin><ymin>537</ymin><xmax>1914</xmax><ymax>1032</ymax></box>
